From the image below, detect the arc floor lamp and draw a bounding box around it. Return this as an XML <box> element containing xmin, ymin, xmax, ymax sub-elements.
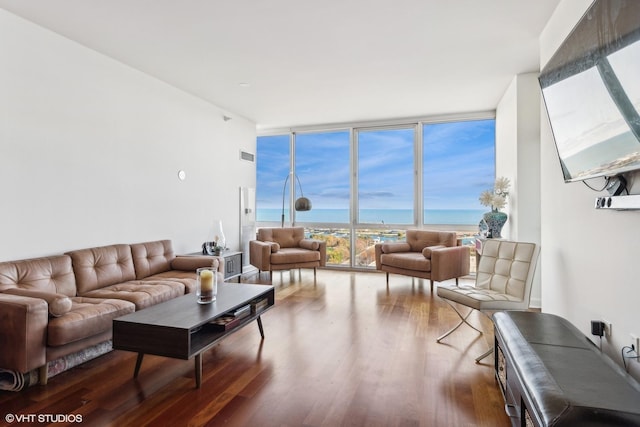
<box><xmin>281</xmin><ymin>173</ymin><xmax>312</xmax><ymax>227</ymax></box>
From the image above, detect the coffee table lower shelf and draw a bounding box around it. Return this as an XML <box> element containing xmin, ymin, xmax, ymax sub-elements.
<box><xmin>113</xmin><ymin>283</ymin><xmax>274</xmax><ymax>388</ymax></box>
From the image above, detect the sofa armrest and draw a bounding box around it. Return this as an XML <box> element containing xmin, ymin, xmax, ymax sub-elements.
<box><xmin>0</xmin><ymin>293</ymin><xmax>48</xmax><ymax>373</ymax></box>
<box><xmin>250</xmin><ymin>240</ymin><xmax>272</xmax><ymax>271</ymax></box>
<box><xmin>430</xmin><ymin>246</ymin><xmax>470</xmax><ymax>282</ymax></box>
<box><xmin>171</xmin><ymin>255</ymin><xmax>224</xmax><ymax>275</ymax></box>
<box><xmin>2</xmin><ymin>288</ymin><xmax>72</xmax><ymax>317</ymax></box>
<box><xmin>375</xmin><ymin>242</ymin><xmax>411</xmax><ymax>270</ymax></box>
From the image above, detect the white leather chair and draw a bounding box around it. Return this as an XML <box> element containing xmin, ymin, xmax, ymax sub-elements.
<box><xmin>436</xmin><ymin>239</ymin><xmax>539</xmax><ymax>362</ymax></box>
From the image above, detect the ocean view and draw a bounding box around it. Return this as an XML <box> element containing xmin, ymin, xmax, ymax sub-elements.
<box><xmin>257</xmin><ymin>208</ymin><xmax>485</xmax><ymax>226</ymax></box>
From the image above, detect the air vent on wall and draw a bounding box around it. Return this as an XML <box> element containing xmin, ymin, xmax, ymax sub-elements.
<box><xmin>240</xmin><ymin>150</ymin><xmax>255</xmax><ymax>162</ymax></box>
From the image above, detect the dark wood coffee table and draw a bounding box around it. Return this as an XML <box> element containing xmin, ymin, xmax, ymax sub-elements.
<box><xmin>112</xmin><ymin>282</ymin><xmax>274</xmax><ymax>388</ymax></box>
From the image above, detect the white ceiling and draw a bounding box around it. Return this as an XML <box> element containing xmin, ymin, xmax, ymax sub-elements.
<box><xmin>0</xmin><ymin>0</ymin><xmax>561</xmax><ymax>130</ymax></box>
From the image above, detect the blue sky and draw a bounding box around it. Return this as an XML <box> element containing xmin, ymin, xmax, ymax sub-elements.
<box><xmin>257</xmin><ymin>119</ymin><xmax>495</xmax><ymax>212</ymax></box>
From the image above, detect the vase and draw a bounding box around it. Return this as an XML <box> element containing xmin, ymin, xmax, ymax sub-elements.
<box><xmin>212</xmin><ymin>219</ymin><xmax>226</xmax><ymax>250</ymax></box>
<box><xmin>483</xmin><ymin>211</ymin><xmax>508</xmax><ymax>238</ymax></box>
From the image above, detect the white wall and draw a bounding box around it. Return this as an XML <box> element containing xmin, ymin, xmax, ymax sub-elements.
<box><xmin>496</xmin><ymin>73</ymin><xmax>542</xmax><ymax>307</ymax></box>
<box><xmin>0</xmin><ymin>10</ymin><xmax>256</xmax><ymax>261</ymax></box>
<box><xmin>539</xmin><ymin>0</ymin><xmax>640</xmax><ymax>379</ymax></box>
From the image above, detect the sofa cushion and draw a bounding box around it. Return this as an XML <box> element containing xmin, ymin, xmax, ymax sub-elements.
<box><xmin>144</xmin><ymin>269</ymin><xmax>225</xmax><ymax>293</ymax></box>
<box><xmin>380</xmin><ymin>252</ymin><xmax>431</xmax><ymax>272</ymax></box>
<box><xmin>79</xmin><ymin>280</ymin><xmax>184</xmax><ymax>310</ymax></box>
<box><xmin>381</xmin><ymin>242</ymin><xmax>411</xmax><ymax>254</ymax></box>
<box><xmin>130</xmin><ymin>240</ymin><xmax>175</xmax><ymax>280</ymax></box>
<box><xmin>66</xmin><ymin>245</ymin><xmax>136</xmax><ymax>295</ymax></box>
<box><xmin>270</xmin><ymin>248</ymin><xmax>321</xmax><ymax>265</ymax></box>
<box><xmin>422</xmin><ymin>245</ymin><xmax>446</xmax><ymax>259</ymax></box>
<box><xmin>141</xmin><ymin>272</ymin><xmax>198</xmax><ymax>293</ymax></box>
<box><xmin>47</xmin><ymin>297</ymin><xmax>135</xmax><ymax>347</ymax></box>
<box><xmin>2</xmin><ymin>288</ymin><xmax>72</xmax><ymax>317</ymax></box>
<box><xmin>298</xmin><ymin>239</ymin><xmax>320</xmax><ymax>251</ymax></box>
<box><xmin>0</xmin><ymin>255</ymin><xmax>77</xmax><ymax>297</ymax></box>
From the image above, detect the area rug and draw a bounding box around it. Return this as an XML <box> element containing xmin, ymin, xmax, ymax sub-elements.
<box><xmin>0</xmin><ymin>340</ymin><xmax>113</xmax><ymax>391</ymax></box>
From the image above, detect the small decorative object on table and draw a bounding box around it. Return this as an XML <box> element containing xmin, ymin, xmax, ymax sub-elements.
<box><xmin>479</xmin><ymin>177</ymin><xmax>510</xmax><ymax>238</ymax></box>
<box><xmin>196</xmin><ymin>267</ymin><xmax>217</xmax><ymax>304</ymax></box>
<box><xmin>201</xmin><ymin>239</ymin><xmax>223</xmax><ymax>256</ymax></box>
<box><xmin>202</xmin><ymin>220</ymin><xmax>227</xmax><ymax>256</ymax></box>
<box><xmin>212</xmin><ymin>219</ymin><xmax>226</xmax><ymax>253</ymax></box>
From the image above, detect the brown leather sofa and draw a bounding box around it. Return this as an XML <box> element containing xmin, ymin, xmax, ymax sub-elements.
<box><xmin>375</xmin><ymin>230</ymin><xmax>470</xmax><ymax>290</ymax></box>
<box><xmin>0</xmin><ymin>239</ymin><xmax>223</xmax><ymax>389</ymax></box>
<box><xmin>249</xmin><ymin>227</ymin><xmax>326</xmax><ymax>278</ymax></box>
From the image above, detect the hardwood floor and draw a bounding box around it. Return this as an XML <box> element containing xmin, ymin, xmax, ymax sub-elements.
<box><xmin>0</xmin><ymin>270</ymin><xmax>510</xmax><ymax>427</ymax></box>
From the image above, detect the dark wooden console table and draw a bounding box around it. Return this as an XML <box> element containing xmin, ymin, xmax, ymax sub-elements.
<box><xmin>113</xmin><ymin>282</ymin><xmax>273</xmax><ymax>388</ymax></box>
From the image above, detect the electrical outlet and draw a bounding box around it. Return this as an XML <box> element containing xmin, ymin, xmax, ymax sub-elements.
<box><xmin>603</xmin><ymin>319</ymin><xmax>612</xmax><ymax>337</ymax></box>
<box><xmin>632</xmin><ymin>334</ymin><xmax>640</xmax><ymax>358</ymax></box>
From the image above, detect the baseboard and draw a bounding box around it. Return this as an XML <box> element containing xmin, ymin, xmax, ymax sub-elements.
<box><xmin>242</xmin><ymin>264</ymin><xmax>258</xmax><ymax>276</ymax></box>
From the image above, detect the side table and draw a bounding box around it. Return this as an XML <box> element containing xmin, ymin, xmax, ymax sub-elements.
<box><xmin>185</xmin><ymin>250</ymin><xmax>243</xmax><ymax>282</ymax></box>
<box><xmin>220</xmin><ymin>250</ymin><xmax>242</xmax><ymax>282</ymax></box>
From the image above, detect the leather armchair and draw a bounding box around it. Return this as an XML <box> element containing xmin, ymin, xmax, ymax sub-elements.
<box><xmin>250</xmin><ymin>227</ymin><xmax>326</xmax><ymax>278</ymax></box>
<box><xmin>374</xmin><ymin>230</ymin><xmax>470</xmax><ymax>290</ymax></box>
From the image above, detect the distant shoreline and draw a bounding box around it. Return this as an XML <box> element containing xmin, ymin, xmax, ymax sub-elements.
<box><xmin>258</xmin><ymin>208</ymin><xmax>485</xmax><ymax>226</ymax></box>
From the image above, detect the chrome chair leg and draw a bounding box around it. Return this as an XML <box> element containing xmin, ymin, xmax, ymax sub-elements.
<box><xmin>475</xmin><ymin>347</ymin><xmax>494</xmax><ymax>363</ymax></box>
<box><xmin>436</xmin><ymin>299</ymin><xmax>483</xmax><ymax>342</ymax></box>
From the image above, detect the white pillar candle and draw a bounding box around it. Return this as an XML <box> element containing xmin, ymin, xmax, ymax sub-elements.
<box><xmin>200</xmin><ymin>270</ymin><xmax>214</xmax><ymax>292</ymax></box>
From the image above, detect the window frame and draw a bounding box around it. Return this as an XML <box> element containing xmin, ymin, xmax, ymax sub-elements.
<box><xmin>256</xmin><ymin>112</ymin><xmax>496</xmax><ymax>269</ymax></box>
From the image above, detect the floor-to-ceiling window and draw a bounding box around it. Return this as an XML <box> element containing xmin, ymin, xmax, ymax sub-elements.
<box><xmin>256</xmin><ymin>116</ymin><xmax>495</xmax><ymax>270</ymax></box>
<box><xmin>295</xmin><ymin>131</ymin><xmax>352</xmax><ymax>265</ymax></box>
<box><xmin>256</xmin><ymin>134</ymin><xmax>290</xmax><ymax>223</ymax></box>
<box><xmin>357</xmin><ymin>126</ymin><xmax>415</xmax><ymax>224</ymax></box>
<box><xmin>423</xmin><ymin>120</ymin><xmax>495</xmax><ymax>224</ymax></box>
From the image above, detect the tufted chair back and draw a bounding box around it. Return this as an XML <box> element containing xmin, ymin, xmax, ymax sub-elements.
<box><xmin>476</xmin><ymin>239</ymin><xmax>538</xmax><ymax>302</ymax></box>
<box><xmin>66</xmin><ymin>244</ymin><xmax>136</xmax><ymax>295</ymax></box>
<box><xmin>130</xmin><ymin>240</ymin><xmax>176</xmax><ymax>279</ymax></box>
<box><xmin>257</xmin><ymin>227</ymin><xmax>305</xmax><ymax>248</ymax></box>
<box><xmin>406</xmin><ymin>230</ymin><xmax>457</xmax><ymax>252</ymax></box>
<box><xmin>0</xmin><ymin>255</ymin><xmax>77</xmax><ymax>297</ymax></box>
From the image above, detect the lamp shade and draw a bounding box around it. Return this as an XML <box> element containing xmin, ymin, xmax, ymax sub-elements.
<box><xmin>295</xmin><ymin>197</ymin><xmax>312</xmax><ymax>211</ymax></box>
<box><xmin>281</xmin><ymin>173</ymin><xmax>312</xmax><ymax>227</ymax></box>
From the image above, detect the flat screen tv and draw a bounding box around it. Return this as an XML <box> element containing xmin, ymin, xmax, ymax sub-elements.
<box><xmin>539</xmin><ymin>0</ymin><xmax>640</xmax><ymax>183</ymax></box>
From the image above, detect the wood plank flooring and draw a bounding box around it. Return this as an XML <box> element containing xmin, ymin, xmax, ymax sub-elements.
<box><xmin>0</xmin><ymin>270</ymin><xmax>510</xmax><ymax>427</ymax></box>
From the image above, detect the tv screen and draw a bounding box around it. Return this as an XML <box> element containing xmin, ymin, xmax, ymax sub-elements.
<box><xmin>539</xmin><ymin>0</ymin><xmax>640</xmax><ymax>182</ymax></box>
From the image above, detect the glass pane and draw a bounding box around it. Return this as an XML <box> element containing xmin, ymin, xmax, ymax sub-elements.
<box><xmin>256</xmin><ymin>135</ymin><xmax>290</xmax><ymax>222</ymax></box>
<box><xmin>294</xmin><ymin>131</ymin><xmax>350</xmax><ymax>224</ymax></box>
<box><xmin>354</xmin><ymin>229</ymin><xmax>405</xmax><ymax>268</ymax></box>
<box><xmin>358</xmin><ymin>128</ymin><xmax>414</xmax><ymax>224</ymax></box>
<box><xmin>423</xmin><ymin>120</ymin><xmax>495</xmax><ymax>225</ymax></box>
<box><xmin>308</xmin><ymin>227</ymin><xmax>351</xmax><ymax>266</ymax></box>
